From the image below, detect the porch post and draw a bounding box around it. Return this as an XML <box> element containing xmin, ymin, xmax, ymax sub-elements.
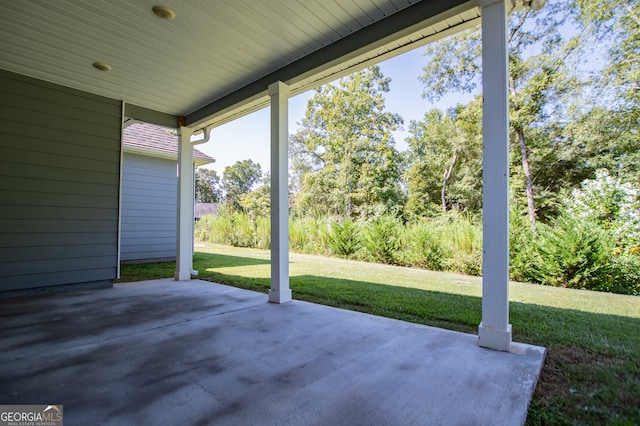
<box><xmin>478</xmin><ymin>0</ymin><xmax>512</xmax><ymax>351</ymax></box>
<box><xmin>268</xmin><ymin>81</ymin><xmax>292</xmax><ymax>303</ymax></box>
<box><xmin>175</xmin><ymin>126</ymin><xmax>196</xmax><ymax>281</ymax></box>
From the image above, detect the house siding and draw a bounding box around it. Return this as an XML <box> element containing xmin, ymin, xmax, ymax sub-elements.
<box><xmin>0</xmin><ymin>70</ymin><xmax>122</xmax><ymax>291</ymax></box>
<box><xmin>120</xmin><ymin>153</ymin><xmax>177</xmax><ymax>262</ymax></box>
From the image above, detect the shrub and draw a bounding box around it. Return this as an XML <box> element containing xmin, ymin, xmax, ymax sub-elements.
<box><xmin>434</xmin><ymin>214</ymin><xmax>482</xmax><ymax>275</ymax></box>
<box><xmin>361</xmin><ymin>214</ymin><xmax>403</xmax><ymax>264</ymax></box>
<box><xmin>194</xmin><ymin>212</ymin><xmax>235</xmax><ymax>245</ymax></box>
<box><xmin>289</xmin><ymin>216</ymin><xmax>330</xmax><ymax>255</ymax></box>
<box><xmin>289</xmin><ymin>217</ymin><xmax>307</xmax><ymax>253</ymax></box>
<box><xmin>509</xmin><ymin>207</ymin><xmax>540</xmax><ymax>283</ymax></box>
<box><xmin>530</xmin><ymin>216</ymin><xmax>613</xmax><ymax>290</ymax></box>
<box><xmin>403</xmin><ymin>222</ymin><xmax>449</xmax><ymax>270</ymax></box>
<box><xmin>440</xmin><ymin>213</ymin><xmax>481</xmax><ymax>255</ymax></box>
<box><xmin>443</xmin><ymin>252</ymin><xmax>482</xmax><ymax>276</ymax></box>
<box><xmin>255</xmin><ymin>215</ymin><xmax>270</xmax><ymax>250</ymax></box>
<box><xmin>594</xmin><ymin>251</ymin><xmax>640</xmax><ymax>296</ymax></box>
<box><xmin>230</xmin><ymin>211</ymin><xmax>255</xmax><ymax>247</ymax></box>
<box><xmin>194</xmin><ymin>215</ymin><xmax>214</xmax><ymax>242</ymax></box>
<box><xmin>327</xmin><ymin>218</ymin><xmax>361</xmax><ymax>258</ymax></box>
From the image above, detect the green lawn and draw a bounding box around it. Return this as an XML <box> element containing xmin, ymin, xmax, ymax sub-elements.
<box><xmin>119</xmin><ymin>243</ymin><xmax>640</xmax><ymax>425</ymax></box>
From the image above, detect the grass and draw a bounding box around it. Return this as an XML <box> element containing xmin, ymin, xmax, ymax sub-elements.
<box><xmin>119</xmin><ymin>243</ymin><xmax>640</xmax><ymax>425</ymax></box>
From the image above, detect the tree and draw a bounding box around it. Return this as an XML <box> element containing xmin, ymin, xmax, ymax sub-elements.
<box><xmin>404</xmin><ymin>98</ymin><xmax>482</xmax><ymax>219</ymax></box>
<box><xmin>239</xmin><ymin>173</ymin><xmax>271</xmax><ymax>218</ymax></box>
<box><xmin>559</xmin><ymin>105</ymin><xmax>640</xmax><ymax>186</ymax></box>
<box><xmin>565</xmin><ymin>1</ymin><xmax>640</xmax><ymax>184</ymax></box>
<box><xmin>221</xmin><ymin>159</ymin><xmax>262</xmax><ymax>210</ymax></box>
<box><xmin>195</xmin><ymin>168</ymin><xmax>222</xmax><ymax>203</ymax></box>
<box><xmin>575</xmin><ymin>0</ymin><xmax>639</xmax><ymax>112</ymax></box>
<box><xmin>419</xmin><ymin>0</ymin><xmax>586</xmax><ymax>230</ymax></box>
<box><xmin>290</xmin><ymin>66</ymin><xmax>404</xmax><ymax>219</ymax></box>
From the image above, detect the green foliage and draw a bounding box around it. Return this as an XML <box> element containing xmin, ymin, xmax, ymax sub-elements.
<box><xmin>438</xmin><ymin>214</ymin><xmax>482</xmax><ymax>275</ymax></box>
<box><xmin>254</xmin><ymin>216</ymin><xmax>271</xmax><ymax>250</ymax></box>
<box><xmin>509</xmin><ymin>206</ymin><xmax>540</xmax><ymax>283</ymax></box>
<box><xmin>197</xmin><ymin>170</ymin><xmax>640</xmax><ymax>294</ymax></box>
<box><xmin>221</xmin><ymin>159</ymin><xmax>262</xmax><ymax>210</ymax></box>
<box><xmin>361</xmin><ymin>214</ymin><xmax>403</xmax><ymax>264</ymax></box>
<box><xmin>404</xmin><ymin>99</ymin><xmax>483</xmax><ymax>218</ymax></box>
<box><xmin>564</xmin><ymin>169</ymin><xmax>640</xmax><ymax>247</ymax></box>
<box><xmin>402</xmin><ymin>222</ymin><xmax>449</xmax><ymax>271</ymax></box>
<box><xmin>419</xmin><ymin>0</ymin><xmax>590</xmax><ymax>229</ymax></box>
<box><xmin>608</xmin><ymin>254</ymin><xmax>640</xmax><ymax>295</ymax></box>
<box><xmin>508</xmin><ymin>172</ymin><xmax>640</xmax><ymax>295</ymax></box>
<box><xmin>326</xmin><ymin>218</ymin><xmax>362</xmax><ymax>258</ymax></box>
<box><xmin>441</xmin><ymin>214</ymin><xmax>481</xmax><ymax>256</ymax></box>
<box><xmin>194</xmin><ymin>204</ymin><xmax>270</xmax><ymax>250</ymax></box>
<box><xmin>239</xmin><ymin>183</ymin><xmax>270</xmax><ymax>218</ymax></box>
<box><xmin>195</xmin><ymin>168</ymin><xmax>222</xmax><ymax>203</ymax></box>
<box><xmin>290</xmin><ymin>66</ymin><xmax>404</xmax><ymax>219</ymax></box>
<box><xmin>530</xmin><ymin>216</ymin><xmax>614</xmax><ymax>290</ymax></box>
<box><xmin>561</xmin><ymin>106</ymin><xmax>640</xmax><ymax>186</ymax></box>
<box><xmin>194</xmin><ymin>208</ymin><xmax>234</xmax><ymax>245</ymax></box>
<box><xmin>289</xmin><ymin>216</ymin><xmax>329</xmax><ymax>254</ymax></box>
<box><xmin>576</xmin><ymin>0</ymin><xmax>640</xmax><ymax>109</ymax></box>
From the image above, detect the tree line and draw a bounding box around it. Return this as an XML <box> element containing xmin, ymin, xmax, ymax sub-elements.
<box><xmin>195</xmin><ymin>0</ymin><xmax>639</xmax><ymax>295</ymax></box>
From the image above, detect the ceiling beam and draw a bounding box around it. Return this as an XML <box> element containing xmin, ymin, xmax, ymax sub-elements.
<box><xmin>124</xmin><ymin>103</ymin><xmax>178</xmax><ymax>128</ymax></box>
<box><xmin>185</xmin><ymin>0</ymin><xmax>474</xmax><ymax>127</ymax></box>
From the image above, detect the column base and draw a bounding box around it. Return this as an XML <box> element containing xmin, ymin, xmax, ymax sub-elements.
<box><xmin>269</xmin><ymin>288</ymin><xmax>292</xmax><ymax>304</ymax></box>
<box><xmin>174</xmin><ymin>270</ymin><xmax>191</xmax><ymax>281</ymax></box>
<box><xmin>478</xmin><ymin>322</ymin><xmax>512</xmax><ymax>351</ymax></box>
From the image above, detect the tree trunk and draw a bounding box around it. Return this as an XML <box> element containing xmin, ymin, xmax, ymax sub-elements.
<box><xmin>517</xmin><ymin>127</ymin><xmax>537</xmax><ymax>231</ymax></box>
<box><xmin>509</xmin><ymin>76</ymin><xmax>537</xmax><ymax>231</ymax></box>
<box><xmin>442</xmin><ymin>150</ymin><xmax>459</xmax><ymax>214</ymax></box>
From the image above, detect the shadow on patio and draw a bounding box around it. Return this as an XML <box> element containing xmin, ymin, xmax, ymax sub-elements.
<box><xmin>1</xmin><ymin>279</ymin><xmax>544</xmax><ymax>425</ymax></box>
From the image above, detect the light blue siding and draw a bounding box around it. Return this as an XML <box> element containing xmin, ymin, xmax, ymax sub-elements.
<box><xmin>120</xmin><ymin>153</ymin><xmax>177</xmax><ymax>262</ymax></box>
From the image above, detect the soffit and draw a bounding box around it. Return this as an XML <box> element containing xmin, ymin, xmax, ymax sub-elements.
<box><xmin>0</xmin><ymin>0</ymin><xmax>479</xmax><ymax>127</ymax></box>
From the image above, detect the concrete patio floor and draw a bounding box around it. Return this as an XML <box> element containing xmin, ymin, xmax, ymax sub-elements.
<box><xmin>1</xmin><ymin>279</ymin><xmax>545</xmax><ymax>425</ymax></box>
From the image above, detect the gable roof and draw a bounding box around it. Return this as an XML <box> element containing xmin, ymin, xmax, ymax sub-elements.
<box><xmin>122</xmin><ymin>122</ymin><xmax>214</xmax><ymax>166</ymax></box>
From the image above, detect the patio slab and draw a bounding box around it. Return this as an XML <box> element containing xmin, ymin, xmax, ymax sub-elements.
<box><xmin>0</xmin><ymin>279</ymin><xmax>545</xmax><ymax>425</ymax></box>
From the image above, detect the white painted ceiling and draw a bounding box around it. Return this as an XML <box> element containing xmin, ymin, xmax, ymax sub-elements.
<box><xmin>0</xmin><ymin>0</ymin><xmax>479</xmax><ymax>126</ymax></box>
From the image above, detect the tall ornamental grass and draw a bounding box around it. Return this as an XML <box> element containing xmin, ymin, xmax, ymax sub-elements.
<box><xmin>194</xmin><ymin>176</ymin><xmax>639</xmax><ymax>295</ymax></box>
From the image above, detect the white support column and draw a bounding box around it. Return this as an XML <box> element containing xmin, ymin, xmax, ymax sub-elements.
<box><xmin>175</xmin><ymin>126</ymin><xmax>196</xmax><ymax>281</ymax></box>
<box><xmin>268</xmin><ymin>81</ymin><xmax>292</xmax><ymax>303</ymax></box>
<box><xmin>478</xmin><ymin>0</ymin><xmax>512</xmax><ymax>351</ymax></box>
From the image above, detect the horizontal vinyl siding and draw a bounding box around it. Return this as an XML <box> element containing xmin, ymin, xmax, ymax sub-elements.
<box><xmin>0</xmin><ymin>70</ymin><xmax>121</xmax><ymax>291</ymax></box>
<box><xmin>120</xmin><ymin>153</ymin><xmax>177</xmax><ymax>262</ymax></box>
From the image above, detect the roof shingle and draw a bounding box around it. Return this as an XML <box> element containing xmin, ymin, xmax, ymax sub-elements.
<box><xmin>123</xmin><ymin>122</ymin><xmax>214</xmax><ymax>165</ymax></box>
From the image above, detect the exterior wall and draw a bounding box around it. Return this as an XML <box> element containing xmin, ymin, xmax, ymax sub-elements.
<box><xmin>120</xmin><ymin>153</ymin><xmax>177</xmax><ymax>262</ymax></box>
<box><xmin>0</xmin><ymin>70</ymin><xmax>122</xmax><ymax>292</ymax></box>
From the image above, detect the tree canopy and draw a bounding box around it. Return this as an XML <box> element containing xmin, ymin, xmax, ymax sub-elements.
<box><xmin>195</xmin><ymin>168</ymin><xmax>222</xmax><ymax>203</ymax></box>
<box><xmin>290</xmin><ymin>66</ymin><xmax>404</xmax><ymax>219</ymax></box>
<box><xmin>221</xmin><ymin>159</ymin><xmax>262</xmax><ymax>210</ymax></box>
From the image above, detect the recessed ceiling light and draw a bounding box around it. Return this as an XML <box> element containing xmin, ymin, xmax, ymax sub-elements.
<box><xmin>529</xmin><ymin>0</ymin><xmax>546</xmax><ymax>10</ymax></box>
<box><xmin>92</xmin><ymin>62</ymin><xmax>111</xmax><ymax>72</ymax></box>
<box><xmin>152</xmin><ymin>5</ymin><xmax>176</xmax><ymax>20</ymax></box>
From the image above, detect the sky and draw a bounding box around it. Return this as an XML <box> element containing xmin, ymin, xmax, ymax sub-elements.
<box><xmin>197</xmin><ymin>46</ymin><xmax>476</xmax><ymax>175</ymax></box>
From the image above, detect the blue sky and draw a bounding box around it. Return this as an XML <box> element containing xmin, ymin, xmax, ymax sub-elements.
<box><xmin>196</xmin><ymin>2</ymin><xmax>606</xmax><ymax>177</ymax></box>
<box><xmin>198</xmin><ymin>46</ymin><xmax>476</xmax><ymax>175</ymax></box>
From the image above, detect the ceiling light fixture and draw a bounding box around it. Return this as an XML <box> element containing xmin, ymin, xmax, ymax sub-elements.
<box><xmin>527</xmin><ymin>0</ymin><xmax>546</xmax><ymax>11</ymax></box>
<box><xmin>152</xmin><ymin>5</ymin><xmax>176</xmax><ymax>20</ymax></box>
<box><xmin>92</xmin><ymin>62</ymin><xmax>111</xmax><ymax>72</ymax></box>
